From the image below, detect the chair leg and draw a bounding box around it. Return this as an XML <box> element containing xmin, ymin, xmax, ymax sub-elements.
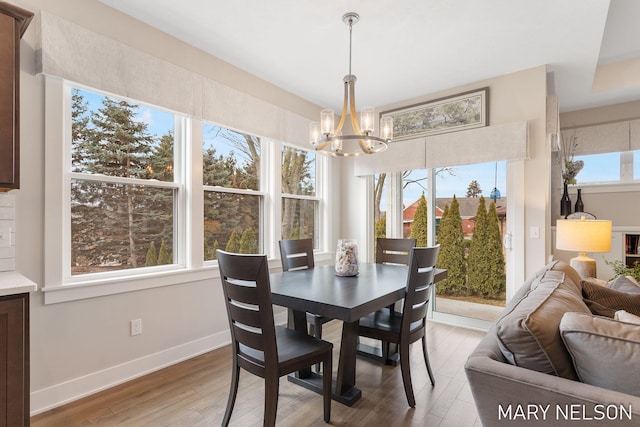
<box><xmin>399</xmin><ymin>343</ymin><xmax>416</xmax><ymax>408</ymax></box>
<box><xmin>264</xmin><ymin>374</ymin><xmax>279</xmax><ymax>427</ymax></box>
<box><xmin>422</xmin><ymin>335</ymin><xmax>436</xmax><ymax>386</ymax></box>
<box><xmin>314</xmin><ymin>318</ymin><xmax>323</xmax><ymax>372</ymax></box>
<box><xmin>222</xmin><ymin>361</ymin><xmax>240</xmax><ymax>427</ymax></box>
<box><xmin>322</xmin><ymin>352</ymin><xmax>332</xmax><ymax>422</ymax></box>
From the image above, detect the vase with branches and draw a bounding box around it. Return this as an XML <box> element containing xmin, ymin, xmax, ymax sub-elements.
<box><xmin>559</xmin><ymin>133</ymin><xmax>583</xmax><ymax>185</ymax></box>
<box><xmin>558</xmin><ymin>133</ymin><xmax>583</xmax><ymax>216</ymax></box>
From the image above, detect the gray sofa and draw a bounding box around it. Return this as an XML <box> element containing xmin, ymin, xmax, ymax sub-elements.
<box><xmin>465</xmin><ymin>261</ymin><xmax>640</xmax><ymax>426</ymax></box>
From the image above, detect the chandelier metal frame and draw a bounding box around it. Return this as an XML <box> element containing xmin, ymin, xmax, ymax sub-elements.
<box><xmin>309</xmin><ymin>12</ymin><xmax>393</xmax><ymax>157</ymax></box>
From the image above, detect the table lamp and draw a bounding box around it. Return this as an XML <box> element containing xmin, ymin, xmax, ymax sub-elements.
<box><xmin>556</xmin><ymin>216</ymin><xmax>612</xmax><ymax>279</ymax></box>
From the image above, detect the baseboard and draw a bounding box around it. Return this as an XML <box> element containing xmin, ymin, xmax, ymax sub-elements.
<box><xmin>30</xmin><ymin>310</ymin><xmax>289</xmax><ymax>416</ymax></box>
<box><xmin>30</xmin><ymin>330</ymin><xmax>229</xmax><ymax>416</ymax></box>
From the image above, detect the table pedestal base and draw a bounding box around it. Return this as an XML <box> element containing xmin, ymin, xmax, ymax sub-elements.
<box><xmin>355</xmin><ymin>342</ymin><xmax>399</xmax><ymax>366</ymax></box>
<box><xmin>287</xmin><ymin>373</ymin><xmax>362</xmax><ymax>407</ymax></box>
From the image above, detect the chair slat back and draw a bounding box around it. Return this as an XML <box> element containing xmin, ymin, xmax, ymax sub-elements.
<box><xmin>217</xmin><ymin>250</ymin><xmax>277</xmax><ymax>362</ymax></box>
<box><xmin>279</xmin><ymin>239</ymin><xmax>315</xmax><ymax>271</ymax></box>
<box><xmin>376</xmin><ymin>238</ymin><xmax>416</xmax><ymax>266</ymax></box>
<box><xmin>402</xmin><ymin>246</ymin><xmax>439</xmax><ymax>331</ymax></box>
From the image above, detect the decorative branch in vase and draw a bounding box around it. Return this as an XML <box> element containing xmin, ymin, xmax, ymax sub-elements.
<box><xmin>558</xmin><ymin>133</ymin><xmax>583</xmax><ymax>217</ymax></box>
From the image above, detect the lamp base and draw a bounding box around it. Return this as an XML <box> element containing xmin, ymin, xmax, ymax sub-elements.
<box><xmin>569</xmin><ymin>254</ymin><xmax>596</xmax><ymax>279</ymax></box>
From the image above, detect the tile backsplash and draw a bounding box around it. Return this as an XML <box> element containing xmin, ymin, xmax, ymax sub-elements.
<box><xmin>0</xmin><ymin>194</ymin><xmax>15</xmax><ymax>271</ymax></box>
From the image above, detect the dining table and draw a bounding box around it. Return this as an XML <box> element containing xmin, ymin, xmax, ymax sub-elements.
<box><xmin>269</xmin><ymin>262</ymin><xmax>447</xmax><ymax>406</ymax></box>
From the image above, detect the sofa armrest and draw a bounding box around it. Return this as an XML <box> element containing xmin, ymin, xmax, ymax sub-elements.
<box><xmin>465</xmin><ymin>330</ymin><xmax>640</xmax><ymax>426</ymax></box>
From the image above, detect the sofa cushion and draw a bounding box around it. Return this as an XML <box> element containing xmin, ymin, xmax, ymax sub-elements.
<box><xmin>560</xmin><ymin>312</ymin><xmax>640</xmax><ymax>397</ymax></box>
<box><xmin>496</xmin><ymin>268</ymin><xmax>590</xmax><ymax>380</ymax></box>
<box><xmin>615</xmin><ymin>310</ymin><xmax>640</xmax><ymax>325</ymax></box>
<box><xmin>607</xmin><ymin>275</ymin><xmax>640</xmax><ymax>294</ymax></box>
<box><xmin>582</xmin><ymin>280</ymin><xmax>640</xmax><ymax>316</ymax></box>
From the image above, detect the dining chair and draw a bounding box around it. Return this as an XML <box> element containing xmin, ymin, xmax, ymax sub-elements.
<box><xmin>358</xmin><ymin>245</ymin><xmax>439</xmax><ymax>407</ymax></box>
<box><xmin>217</xmin><ymin>250</ymin><xmax>333</xmax><ymax>426</ymax></box>
<box><xmin>376</xmin><ymin>237</ymin><xmax>416</xmax><ymax>311</ymax></box>
<box><xmin>358</xmin><ymin>238</ymin><xmax>416</xmax><ymax>364</ymax></box>
<box><xmin>279</xmin><ymin>239</ymin><xmax>332</xmax><ymax>339</ymax></box>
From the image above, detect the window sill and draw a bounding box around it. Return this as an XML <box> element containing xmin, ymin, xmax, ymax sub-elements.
<box><xmin>42</xmin><ymin>252</ymin><xmax>335</xmax><ymax>304</ymax></box>
<box><xmin>567</xmin><ymin>181</ymin><xmax>640</xmax><ymax>194</ymax></box>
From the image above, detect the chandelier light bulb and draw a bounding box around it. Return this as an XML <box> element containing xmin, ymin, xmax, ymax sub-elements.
<box><xmin>361</xmin><ymin>106</ymin><xmax>374</xmax><ymax>134</ymax></box>
<box><xmin>380</xmin><ymin>116</ymin><xmax>394</xmax><ymax>141</ymax></box>
<box><xmin>309</xmin><ymin>122</ymin><xmax>320</xmax><ymax>145</ymax></box>
<box><xmin>321</xmin><ymin>109</ymin><xmax>335</xmax><ymax>136</ymax></box>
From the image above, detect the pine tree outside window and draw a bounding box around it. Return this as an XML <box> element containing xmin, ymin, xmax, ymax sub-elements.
<box><xmin>202</xmin><ymin>122</ymin><xmax>262</xmax><ymax>260</ymax></box>
<box><xmin>382</xmin><ymin>162</ymin><xmax>507</xmax><ymax>324</ymax></box>
<box><xmin>281</xmin><ymin>145</ymin><xmax>318</xmax><ymax>246</ymax></box>
<box><xmin>69</xmin><ymin>87</ymin><xmax>180</xmax><ymax>276</ymax></box>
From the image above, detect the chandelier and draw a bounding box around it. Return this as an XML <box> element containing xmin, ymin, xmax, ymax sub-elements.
<box><xmin>309</xmin><ymin>13</ymin><xmax>393</xmax><ymax>157</ymax></box>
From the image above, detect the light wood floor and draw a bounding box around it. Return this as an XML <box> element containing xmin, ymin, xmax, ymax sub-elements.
<box><xmin>31</xmin><ymin>320</ymin><xmax>486</xmax><ymax>426</ymax></box>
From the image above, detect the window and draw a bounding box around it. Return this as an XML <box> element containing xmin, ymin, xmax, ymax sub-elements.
<box><xmin>377</xmin><ymin>162</ymin><xmax>508</xmax><ymax>325</ymax></box>
<box><xmin>281</xmin><ymin>145</ymin><xmax>318</xmax><ymax>246</ymax></box>
<box><xmin>45</xmin><ymin>79</ymin><xmax>326</xmax><ymax>303</ymax></box>
<box><xmin>203</xmin><ymin>122</ymin><xmax>263</xmax><ymax>260</ymax></box>
<box><xmin>69</xmin><ymin>88</ymin><xmax>181</xmax><ymax>276</ymax></box>
<box><xmin>571</xmin><ymin>150</ymin><xmax>640</xmax><ymax>184</ymax></box>
<box><xmin>573</xmin><ymin>152</ymin><xmax>622</xmax><ymax>183</ymax></box>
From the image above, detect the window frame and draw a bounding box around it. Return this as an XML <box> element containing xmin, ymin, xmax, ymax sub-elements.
<box><xmin>43</xmin><ymin>77</ymin><xmax>329</xmax><ymax>304</ymax></box>
<box><xmin>201</xmin><ymin>120</ymin><xmax>266</xmax><ymax>260</ymax></box>
<box><xmin>280</xmin><ymin>143</ymin><xmax>321</xmax><ymax>248</ymax></box>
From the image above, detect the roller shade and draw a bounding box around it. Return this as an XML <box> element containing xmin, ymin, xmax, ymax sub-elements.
<box><xmin>37</xmin><ymin>12</ymin><xmax>309</xmax><ymax>144</ymax></box>
<box><xmin>354</xmin><ymin>120</ymin><xmax>528</xmax><ymax>176</ymax></box>
<box><xmin>353</xmin><ymin>137</ymin><xmax>425</xmax><ymax>176</ymax></box>
<box><xmin>561</xmin><ymin>122</ymin><xmax>630</xmax><ymax>156</ymax></box>
<box><xmin>630</xmin><ymin>119</ymin><xmax>640</xmax><ymax>150</ymax></box>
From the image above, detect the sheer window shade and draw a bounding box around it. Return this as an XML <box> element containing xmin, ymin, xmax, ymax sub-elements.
<box><xmin>37</xmin><ymin>12</ymin><xmax>309</xmax><ymax>145</ymax></box>
<box><xmin>354</xmin><ymin>120</ymin><xmax>528</xmax><ymax>176</ymax></box>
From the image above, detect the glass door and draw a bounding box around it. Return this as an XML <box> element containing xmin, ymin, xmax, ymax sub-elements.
<box><xmin>400</xmin><ymin>162</ymin><xmax>508</xmax><ymax>325</ymax></box>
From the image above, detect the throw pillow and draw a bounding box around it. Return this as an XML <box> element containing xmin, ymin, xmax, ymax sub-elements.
<box><xmin>615</xmin><ymin>310</ymin><xmax>640</xmax><ymax>325</ymax></box>
<box><xmin>583</xmin><ymin>299</ymin><xmax>617</xmax><ymax>318</ymax></box>
<box><xmin>580</xmin><ymin>277</ymin><xmax>608</xmax><ymax>288</ymax></box>
<box><xmin>496</xmin><ymin>269</ymin><xmax>590</xmax><ymax>380</ymax></box>
<box><xmin>582</xmin><ymin>280</ymin><xmax>640</xmax><ymax>316</ymax></box>
<box><xmin>608</xmin><ymin>275</ymin><xmax>640</xmax><ymax>295</ymax></box>
<box><xmin>560</xmin><ymin>312</ymin><xmax>640</xmax><ymax>397</ymax></box>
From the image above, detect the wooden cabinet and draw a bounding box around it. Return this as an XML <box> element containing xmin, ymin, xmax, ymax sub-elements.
<box><xmin>0</xmin><ymin>3</ymin><xmax>33</xmax><ymax>190</ymax></box>
<box><xmin>625</xmin><ymin>233</ymin><xmax>640</xmax><ymax>268</ymax></box>
<box><xmin>0</xmin><ymin>292</ymin><xmax>29</xmax><ymax>427</ymax></box>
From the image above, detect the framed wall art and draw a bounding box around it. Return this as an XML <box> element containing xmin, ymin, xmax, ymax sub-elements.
<box><xmin>381</xmin><ymin>87</ymin><xmax>489</xmax><ymax>140</ymax></box>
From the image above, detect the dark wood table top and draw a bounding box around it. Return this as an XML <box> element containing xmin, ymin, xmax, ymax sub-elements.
<box><xmin>269</xmin><ymin>262</ymin><xmax>447</xmax><ymax>406</ymax></box>
<box><xmin>270</xmin><ymin>263</ymin><xmax>447</xmax><ymax>323</ymax></box>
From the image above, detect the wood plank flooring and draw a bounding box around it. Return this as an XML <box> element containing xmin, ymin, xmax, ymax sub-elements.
<box><xmin>31</xmin><ymin>320</ymin><xmax>486</xmax><ymax>426</ymax></box>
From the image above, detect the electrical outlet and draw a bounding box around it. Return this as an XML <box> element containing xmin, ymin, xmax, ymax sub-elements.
<box><xmin>130</xmin><ymin>318</ymin><xmax>142</xmax><ymax>336</ymax></box>
<box><xmin>0</xmin><ymin>225</ymin><xmax>11</xmax><ymax>248</ymax></box>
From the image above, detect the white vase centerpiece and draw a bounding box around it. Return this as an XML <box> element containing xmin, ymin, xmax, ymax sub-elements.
<box><xmin>335</xmin><ymin>239</ymin><xmax>359</xmax><ymax>276</ymax></box>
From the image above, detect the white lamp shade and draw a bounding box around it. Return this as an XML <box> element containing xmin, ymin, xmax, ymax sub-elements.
<box><xmin>556</xmin><ymin>219</ymin><xmax>612</xmax><ymax>253</ymax></box>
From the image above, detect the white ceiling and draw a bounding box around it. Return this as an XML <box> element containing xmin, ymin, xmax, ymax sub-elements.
<box><xmin>99</xmin><ymin>0</ymin><xmax>640</xmax><ymax>113</ymax></box>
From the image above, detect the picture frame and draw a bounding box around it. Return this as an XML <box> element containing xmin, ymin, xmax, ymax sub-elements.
<box><xmin>381</xmin><ymin>87</ymin><xmax>489</xmax><ymax>140</ymax></box>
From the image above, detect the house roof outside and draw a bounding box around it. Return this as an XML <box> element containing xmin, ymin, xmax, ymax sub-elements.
<box><xmin>402</xmin><ymin>197</ymin><xmax>507</xmax><ymax>223</ymax></box>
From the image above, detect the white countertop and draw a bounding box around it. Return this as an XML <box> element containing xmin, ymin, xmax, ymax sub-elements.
<box><xmin>0</xmin><ymin>271</ymin><xmax>37</xmax><ymax>296</ymax></box>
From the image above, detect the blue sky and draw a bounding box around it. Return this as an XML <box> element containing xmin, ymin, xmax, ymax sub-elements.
<box><xmin>401</xmin><ymin>161</ymin><xmax>507</xmax><ymax>207</ymax></box>
<box><xmin>77</xmin><ymin>88</ymin><xmax>174</xmax><ymax>142</ymax></box>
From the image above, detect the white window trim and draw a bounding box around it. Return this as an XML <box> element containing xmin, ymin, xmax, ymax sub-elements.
<box><xmin>44</xmin><ymin>77</ymin><xmax>331</xmax><ymax>303</ymax></box>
